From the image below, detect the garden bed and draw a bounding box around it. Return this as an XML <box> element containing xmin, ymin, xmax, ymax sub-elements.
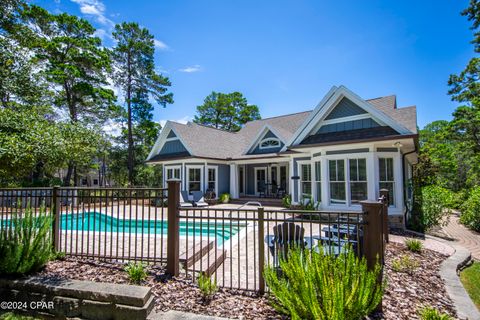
<box><xmin>33</xmin><ymin>242</ymin><xmax>455</xmax><ymax>320</ymax></box>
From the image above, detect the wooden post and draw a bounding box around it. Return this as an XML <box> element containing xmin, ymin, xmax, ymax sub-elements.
<box><xmin>360</xmin><ymin>200</ymin><xmax>385</xmax><ymax>269</ymax></box>
<box><xmin>258</xmin><ymin>206</ymin><xmax>265</xmax><ymax>294</ymax></box>
<box><xmin>167</xmin><ymin>179</ymin><xmax>181</xmax><ymax>277</ymax></box>
<box><xmin>52</xmin><ymin>187</ymin><xmax>61</xmax><ymax>251</ymax></box>
<box><xmin>379</xmin><ymin>189</ymin><xmax>389</xmax><ymax>243</ymax></box>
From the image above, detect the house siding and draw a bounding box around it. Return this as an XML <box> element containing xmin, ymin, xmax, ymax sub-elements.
<box><xmin>317</xmin><ymin>118</ymin><xmax>380</xmax><ymax>134</ymax></box>
<box><xmin>217</xmin><ymin>164</ymin><xmax>230</xmax><ymax>195</ymax></box>
<box><xmin>325</xmin><ymin>97</ymin><xmax>367</xmax><ymax>120</ymax></box>
<box><xmin>159</xmin><ymin>140</ymin><xmax>189</xmax><ymax>155</ymax></box>
<box><xmin>249</xmin><ymin>130</ymin><xmax>284</xmax><ymax>155</ymax></box>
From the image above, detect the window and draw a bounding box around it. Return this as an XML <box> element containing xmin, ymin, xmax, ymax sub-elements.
<box><xmin>259</xmin><ymin>138</ymin><xmax>280</xmax><ymax>149</ymax></box>
<box><xmin>314</xmin><ymin>161</ymin><xmax>321</xmax><ymax>202</ymax></box>
<box><xmin>379</xmin><ymin>158</ymin><xmax>395</xmax><ymax>206</ymax></box>
<box><xmin>349</xmin><ymin>158</ymin><xmax>367</xmax><ymax>203</ymax></box>
<box><xmin>300</xmin><ymin>163</ymin><xmax>312</xmax><ymax>198</ymax></box>
<box><xmin>188</xmin><ymin>167</ymin><xmax>201</xmax><ymax>193</ymax></box>
<box><xmin>166</xmin><ymin>167</ymin><xmax>181</xmax><ymax>180</ymax></box>
<box><xmin>329</xmin><ymin>159</ymin><xmax>346</xmax><ymax>204</ymax></box>
<box><xmin>93</xmin><ymin>179</ymin><xmax>99</xmax><ymax>185</ymax></box>
<box><xmin>207</xmin><ymin>167</ymin><xmax>217</xmax><ymax>194</ymax></box>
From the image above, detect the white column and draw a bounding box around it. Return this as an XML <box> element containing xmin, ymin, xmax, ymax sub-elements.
<box><xmin>321</xmin><ymin>156</ymin><xmax>329</xmax><ymax>209</ymax></box>
<box><xmin>230</xmin><ymin>163</ymin><xmax>238</xmax><ymax>198</ymax></box>
<box><xmin>367</xmin><ymin>152</ymin><xmax>376</xmax><ymax>201</ymax></box>
<box><xmin>394</xmin><ymin>153</ymin><xmax>404</xmax><ymax>213</ymax></box>
<box><xmin>289</xmin><ymin>157</ymin><xmax>295</xmax><ymax>203</ymax></box>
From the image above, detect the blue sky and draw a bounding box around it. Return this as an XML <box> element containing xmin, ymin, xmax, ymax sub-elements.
<box><xmin>36</xmin><ymin>0</ymin><xmax>474</xmax><ymax>129</ymax></box>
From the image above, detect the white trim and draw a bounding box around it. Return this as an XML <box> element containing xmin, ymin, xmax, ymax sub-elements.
<box><xmin>296</xmin><ymin>160</ymin><xmax>313</xmax><ymax>201</ymax></box>
<box><xmin>254</xmin><ymin>167</ymin><xmax>267</xmax><ymax>196</ymax></box>
<box><xmin>259</xmin><ymin>137</ymin><xmax>281</xmax><ymax>150</ymax></box>
<box><xmin>206</xmin><ymin>165</ymin><xmax>219</xmax><ymax>198</ymax></box>
<box><xmin>163</xmin><ymin>165</ymin><xmax>182</xmax><ymax>188</ymax></box>
<box><xmin>186</xmin><ymin>164</ymin><xmax>204</xmax><ymax>194</ymax></box>
<box><xmin>238</xmin><ymin>165</ymin><xmax>246</xmax><ymax>196</ymax></box>
<box><xmin>288</xmin><ymin>86</ymin><xmax>412</xmax><ymax>147</ymax></box>
<box><xmin>146</xmin><ymin>122</ymin><xmax>193</xmax><ymax>161</ymax></box>
<box><xmin>243</xmin><ymin>124</ymin><xmax>286</xmax><ymax>154</ymax></box>
<box><xmin>320</xmin><ymin>113</ymin><xmax>372</xmax><ymax>125</ymax></box>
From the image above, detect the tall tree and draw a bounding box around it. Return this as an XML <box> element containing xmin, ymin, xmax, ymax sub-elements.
<box><xmin>19</xmin><ymin>5</ymin><xmax>117</xmax><ymax>185</ymax></box>
<box><xmin>111</xmin><ymin>22</ymin><xmax>173</xmax><ymax>185</ymax></box>
<box><xmin>194</xmin><ymin>91</ymin><xmax>260</xmax><ymax>131</ymax></box>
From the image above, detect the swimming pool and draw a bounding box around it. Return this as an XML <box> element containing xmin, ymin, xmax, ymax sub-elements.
<box><xmin>60</xmin><ymin>212</ymin><xmax>244</xmax><ymax>246</ymax></box>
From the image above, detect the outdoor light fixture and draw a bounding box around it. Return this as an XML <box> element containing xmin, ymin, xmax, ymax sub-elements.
<box><xmin>393</xmin><ymin>141</ymin><xmax>403</xmax><ymax>148</ymax></box>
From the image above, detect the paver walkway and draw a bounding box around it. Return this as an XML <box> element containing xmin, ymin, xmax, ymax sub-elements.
<box><xmin>389</xmin><ymin>233</ymin><xmax>455</xmax><ymax>256</ymax></box>
<box><xmin>441</xmin><ymin>214</ymin><xmax>480</xmax><ymax>260</ymax></box>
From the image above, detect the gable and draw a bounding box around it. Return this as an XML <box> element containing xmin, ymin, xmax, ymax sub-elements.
<box><xmin>248</xmin><ymin>129</ymin><xmax>284</xmax><ymax>154</ymax></box>
<box><xmin>324</xmin><ymin>97</ymin><xmax>367</xmax><ymax>120</ymax></box>
<box><xmin>158</xmin><ymin>139</ymin><xmax>189</xmax><ymax>156</ymax></box>
<box><xmin>166</xmin><ymin>130</ymin><xmax>177</xmax><ymax>138</ymax></box>
<box><xmin>317</xmin><ymin>118</ymin><xmax>381</xmax><ymax>134</ymax></box>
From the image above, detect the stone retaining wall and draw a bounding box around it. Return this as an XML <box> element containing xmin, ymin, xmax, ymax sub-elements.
<box><xmin>0</xmin><ymin>276</ymin><xmax>154</xmax><ymax>320</ymax></box>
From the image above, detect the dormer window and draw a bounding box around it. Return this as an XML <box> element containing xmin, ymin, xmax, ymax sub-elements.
<box><xmin>259</xmin><ymin>138</ymin><xmax>281</xmax><ymax>149</ymax></box>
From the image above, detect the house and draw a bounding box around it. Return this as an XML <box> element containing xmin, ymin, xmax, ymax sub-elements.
<box><xmin>146</xmin><ymin>86</ymin><xmax>418</xmax><ymax>227</ymax></box>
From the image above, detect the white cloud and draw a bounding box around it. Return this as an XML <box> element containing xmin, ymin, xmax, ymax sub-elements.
<box><xmin>71</xmin><ymin>0</ymin><xmax>114</xmax><ymax>26</ymax></box>
<box><xmin>153</xmin><ymin>39</ymin><xmax>169</xmax><ymax>50</ymax></box>
<box><xmin>103</xmin><ymin>119</ymin><xmax>123</xmax><ymax>137</ymax></box>
<box><xmin>178</xmin><ymin>65</ymin><xmax>202</xmax><ymax>73</ymax></box>
<box><xmin>93</xmin><ymin>28</ymin><xmax>107</xmax><ymax>40</ymax></box>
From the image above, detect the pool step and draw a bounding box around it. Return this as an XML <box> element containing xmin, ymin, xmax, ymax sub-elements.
<box><xmin>179</xmin><ymin>240</ymin><xmax>214</xmax><ymax>268</ymax></box>
<box><xmin>189</xmin><ymin>248</ymin><xmax>227</xmax><ymax>276</ymax></box>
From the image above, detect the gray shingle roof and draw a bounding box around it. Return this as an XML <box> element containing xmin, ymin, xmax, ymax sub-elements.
<box><xmin>151</xmin><ymin>94</ymin><xmax>417</xmax><ymax>161</ymax></box>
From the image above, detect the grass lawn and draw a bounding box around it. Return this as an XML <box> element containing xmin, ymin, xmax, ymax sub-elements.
<box><xmin>0</xmin><ymin>313</ymin><xmax>40</xmax><ymax>320</ymax></box>
<box><xmin>460</xmin><ymin>262</ymin><xmax>480</xmax><ymax>310</ymax></box>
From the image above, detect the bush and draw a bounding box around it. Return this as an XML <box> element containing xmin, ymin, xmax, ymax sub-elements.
<box><xmin>282</xmin><ymin>194</ymin><xmax>292</xmax><ymax>208</ymax></box>
<box><xmin>299</xmin><ymin>195</ymin><xmax>317</xmax><ymax>211</ymax></box>
<box><xmin>405</xmin><ymin>239</ymin><xmax>423</xmax><ymax>253</ymax></box>
<box><xmin>197</xmin><ymin>272</ymin><xmax>218</xmax><ymax>302</ymax></box>
<box><xmin>418</xmin><ymin>306</ymin><xmax>452</xmax><ymax>320</ymax></box>
<box><xmin>124</xmin><ymin>262</ymin><xmax>147</xmax><ymax>284</ymax></box>
<box><xmin>219</xmin><ymin>193</ymin><xmax>230</xmax><ymax>204</ymax></box>
<box><xmin>0</xmin><ymin>206</ymin><xmax>52</xmax><ymax>275</ymax></box>
<box><xmin>391</xmin><ymin>255</ymin><xmax>419</xmax><ymax>274</ymax></box>
<box><xmin>460</xmin><ymin>186</ymin><xmax>480</xmax><ymax>231</ymax></box>
<box><xmin>419</xmin><ymin>185</ymin><xmax>453</xmax><ymax>231</ymax></box>
<box><xmin>264</xmin><ymin>246</ymin><xmax>383</xmax><ymax>320</ymax></box>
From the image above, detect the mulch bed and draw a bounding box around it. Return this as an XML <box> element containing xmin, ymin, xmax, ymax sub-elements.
<box><xmin>36</xmin><ymin>240</ymin><xmax>456</xmax><ymax>319</ymax></box>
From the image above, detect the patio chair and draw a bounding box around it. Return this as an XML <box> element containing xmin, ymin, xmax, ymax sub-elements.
<box><xmin>192</xmin><ymin>191</ymin><xmax>209</xmax><ymax>207</ymax></box>
<box><xmin>271</xmin><ymin>222</ymin><xmax>307</xmax><ymax>264</ymax></box>
<box><xmin>258</xmin><ymin>181</ymin><xmax>266</xmax><ymax>198</ymax></box>
<box><xmin>179</xmin><ymin>191</ymin><xmax>194</xmax><ymax>208</ymax></box>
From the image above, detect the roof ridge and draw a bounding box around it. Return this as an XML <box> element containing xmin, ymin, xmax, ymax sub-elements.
<box><xmin>248</xmin><ymin>110</ymin><xmax>312</xmax><ymax>123</ymax></box>
<box><xmin>189</xmin><ymin>121</ymin><xmax>238</xmax><ymax>134</ymax></box>
<box><xmin>366</xmin><ymin>94</ymin><xmax>396</xmax><ymax>101</ymax></box>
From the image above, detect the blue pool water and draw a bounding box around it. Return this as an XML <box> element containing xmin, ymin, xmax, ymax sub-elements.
<box><xmin>60</xmin><ymin>212</ymin><xmax>243</xmax><ymax>246</ymax></box>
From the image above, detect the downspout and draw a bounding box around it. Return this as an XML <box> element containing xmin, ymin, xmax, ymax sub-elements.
<box><xmin>402</xmin><ymin>145</ymin><xmax>418</xmax><ymax>227</ymax></box>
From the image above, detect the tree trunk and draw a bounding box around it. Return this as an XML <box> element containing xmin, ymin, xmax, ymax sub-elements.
<box><xmin>63</xmin><ymin>162</ymin><xmax>74</xmax><ymax>186</ymax></box>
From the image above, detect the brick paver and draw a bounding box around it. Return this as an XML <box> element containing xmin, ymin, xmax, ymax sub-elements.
<box><xmin>441</xmin><ymin>214</ymin><xmax>480</xmax><ymax>260</ymax></box>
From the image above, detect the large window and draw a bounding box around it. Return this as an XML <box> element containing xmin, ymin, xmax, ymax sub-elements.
<box><xmin>314</xmin><ymin>161</ymin><xmax>321</xmax><ymax>202</ymax></box>
<box><xmin>188</xmin><ymin>167</ymin><xmax>201</xmax><ymax>193</ymax></box>
<box><xmin>259</xmin><ymin>138</ymin><xmax>280</xmax><ymax>149</ymax></box>
<box><xmin>349</xmin><ymin>158</ymin><xmax>367</xmax><ymax>203</ymax></box>
<box><xmin>300</xmin><ymin>163</ymin><xmax>312</xmax><ymax>198</ymax></box>
<box><xmin>379</xmin><ymin>158</ymin><xmax>395</xmax><ymax>206</ymax></box>
<box><xmin>329</xmin><ymin>159</ymin><xmax>346</xmax><ymax>204</ymax></box>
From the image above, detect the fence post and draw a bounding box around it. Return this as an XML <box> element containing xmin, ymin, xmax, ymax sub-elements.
<box><xmin>360</xmin><ymin>200</ymin><xmax>385</xmax><ymax>268</ymax></box>
<box><xmin>52</xmin><ymin>186</ymin><xmax>61</xmax><ymax>251</ymax></box>
<box><xmin>167</xmin><ymin>179</ymin><xmax>181</xmax><ymax>277</ymax></box>
<box><xmin>379</xmin><ymin>189</ymin><xmax>389</xmax><ymax>243</ymax></box>
<box><xmin>258</xmin><ymin>206</ymin><xmax>265</xmax><ymax>294</ymax></box>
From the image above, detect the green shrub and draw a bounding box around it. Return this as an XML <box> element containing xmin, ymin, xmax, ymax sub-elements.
<box><xmin>282</xmin><ymin>194</ymin><xmax>292</xmax><ymax>208</ymax></box>
<box><xmin>124</xmin><ymin>262</ymin><xmax>147</xmax><ymax>284</ymax></box>
<box><xmin>0</xmin><ymin>206</ymin><xmax>52</xmax><ymax>275</ymax></box>
<box><xmin>299</xmin><ymin>195</ymin><xmax>317</xmax><ymax>211</ymax></box>
<box><xmin>391</xmin><ymin>255</ymin><xmax>418</xmax><ymax>274</ymax></box>
<box><xmin>460</xmin><ymin>186</ymin><xmax>480</xmax><ymax>231</ymax></box>
<box><xmin>264</xmin><ymin>246</ymin><xmax>383</xmax><ymax>320</ymax></box>
<box><xmin>0</xmin><ymin>312</ymin><xmax>41</xmax><ymax>320</ymax></box>
<box><xmin>418</xmin><ymin>306</ymin><xmax>452</xmax><ymax>320</ymax></box>
<box><xmin>405</xmin><ymin>238</ymin><xmax>423</xmax><ymax>253</ymax></box>
<box><xmin>420</xmin><ymin>185</ymin><xmax>453</xmax><ymax>231</ymax></box>
<box><xmin>197</xmin><ymin>272</ymin><xmax>218</xmax><ymax>302</ymax></box>
<box><xmin>219</xmin><ymin>193</ymin><xmax>230</xmax><ymax>204</ymax></box>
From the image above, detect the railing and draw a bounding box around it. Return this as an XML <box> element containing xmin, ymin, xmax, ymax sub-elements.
<box><xmin>0</xmin><ymin>187</ymin><xmax>168</xmax><ymax>263</ymax></box>
<box><xmin>0</xmin><ymin>183</ymin><xmax>387</xmax><ymax>294</ymax></box>
<box><xmin>166</xmin><ymin>180</ymin><xmax>387</xmax><ymax>293</ymax></box>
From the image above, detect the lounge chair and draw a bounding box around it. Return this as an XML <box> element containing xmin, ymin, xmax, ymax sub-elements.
<box><xmin>180</xmin><ymin>191</ymin><xmax>194</xmax><ymax>207</ymax></box>
<box><xmin>192</xmin><ymin>191</ymin><xmax>209</xmax><ymax>207</ymax></box>
<box><xmin>271</xmin><ymin>222</ymin><xmax>307</xmax><ymax>264</ymax></box>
